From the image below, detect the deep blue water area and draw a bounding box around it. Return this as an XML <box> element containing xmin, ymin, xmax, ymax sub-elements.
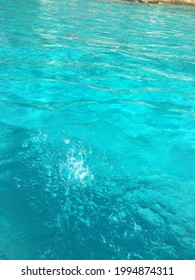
<box><xmin>0</xmin><ymin>0</ymin><xmax>195</xmax><ymax>259</ymax></box>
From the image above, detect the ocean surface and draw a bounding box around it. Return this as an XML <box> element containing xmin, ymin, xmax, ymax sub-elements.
<box><xmin>0</xmin><ymin>0</ymin><xmax>195</xmax><ymax>260</ymax></box>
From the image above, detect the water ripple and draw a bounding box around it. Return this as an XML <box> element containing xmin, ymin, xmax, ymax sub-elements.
<box><xmin>0</xmin><ymin>0</ymin><xmax>195</xmax><ymax>260</ymax></box>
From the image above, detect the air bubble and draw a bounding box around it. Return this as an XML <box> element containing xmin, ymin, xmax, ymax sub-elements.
<box><xmin>64</xmin><ymin>139</ymin><xmax>70</xmax><ymax>144</ymax></box>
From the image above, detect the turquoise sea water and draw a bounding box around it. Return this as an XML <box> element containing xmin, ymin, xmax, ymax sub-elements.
<box><xmin>0</xmin><ymin>0</ymin><xmax>195</xmax><ymax>260</ymax></box>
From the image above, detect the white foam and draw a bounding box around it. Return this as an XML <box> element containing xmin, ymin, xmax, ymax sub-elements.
<box><xmin>66</xmin><ymin>147</ymin><xmax>94</xmax><ymax>185</ymax></box>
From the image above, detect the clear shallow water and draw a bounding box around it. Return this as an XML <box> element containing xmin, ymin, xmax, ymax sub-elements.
<box><xmin>0</xmin><ymin>0</ymin><xmax>195</xmax><ymax>260</ymax></box>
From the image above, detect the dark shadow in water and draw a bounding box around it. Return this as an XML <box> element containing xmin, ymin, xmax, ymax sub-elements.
<box><xmin>1</xmin><ymin>125</ymin><xmax>194</xmax><ymax>260</ymax></box>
